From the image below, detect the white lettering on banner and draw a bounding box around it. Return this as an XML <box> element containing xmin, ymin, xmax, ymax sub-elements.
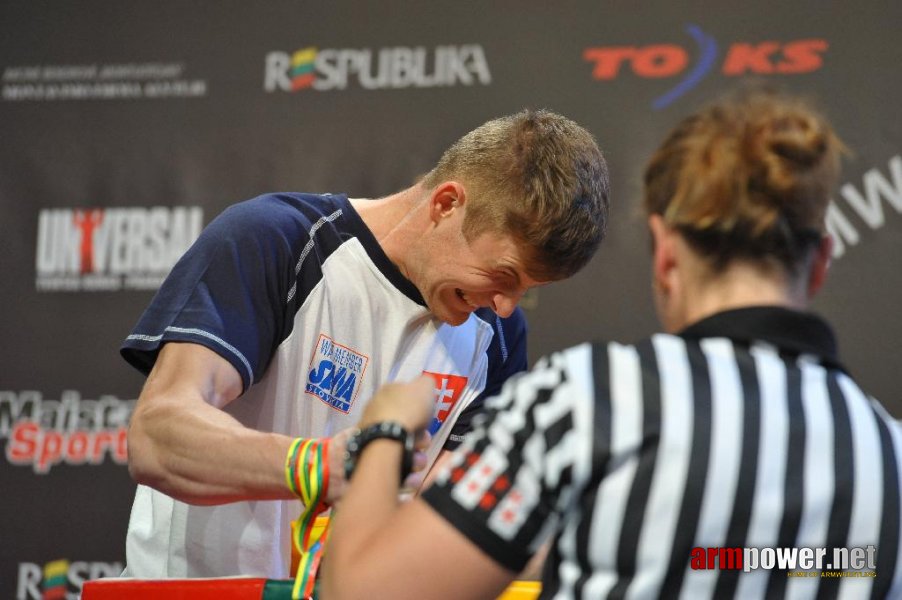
<box><xmin>34</xmin><ymin>206</ymin><xmax>202</xmax><ymax>292</ymax></box>
<box><xmin>827</xmin><ymin>154</ymin><xmax>902</xmax><ymax>258</ymax></box>
<box><xmin>0</xmin><ymin>390</ymin><xmax>135</xmax><ymax>474</ymax></box>
<box><xmin>824</xmin><ymin>203</ymin><xmax>860</xmax><ymax>256</ymax></box>
<box><xmin>16</xmin><ymin>561</ymin><xmax>123</xmax><ymax>600</ymax></box>
<box><xmin>840</xmin><ymin>155</ymin><xmax>902</xmax><ymax>228</ymax></box>
<box><xmin>15</xmin><ymin>564</ymin><xmax>39</xmax><ymax>600</ymax></box>
<box><xmin>264</xmin><ymin>44</ymin><xmax>491</xmax><ymax>92</ymax></box>
<box><xmin>2</xmin><ymin>62</ymin><xmax>206</xmax><ymax>101</ymax></box>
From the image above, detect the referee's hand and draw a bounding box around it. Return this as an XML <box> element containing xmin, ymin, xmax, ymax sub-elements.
<box><xmin>358</xmin><ymin>376</ymin><xmax>436</xmax><ymax>433</ymax></box>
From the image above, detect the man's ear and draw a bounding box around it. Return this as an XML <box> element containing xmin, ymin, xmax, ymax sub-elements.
<box><xmin>807</xmin><ymin>235</ymin><xmax>833</xmax><ymax>299</ymax></box>
<box><xmin>429</xmin><ymin>181</ymin><xmax>466</xmax><ymax>224</ymax></box>
<box><xmin>648</xmin><ymin>214</ymin><xmax>677</xmax><ymax>296</ymax></box>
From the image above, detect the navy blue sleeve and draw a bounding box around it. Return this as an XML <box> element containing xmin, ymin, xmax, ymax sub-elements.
<box><xmin>444</xmin><ymin>307</ymin><xmax>528</xmax><ymax>450</ymax></box>
<box><xmin>119</xmin><ymin>194</ymin><xmax>334</xmax><ymax>392</ymax></box>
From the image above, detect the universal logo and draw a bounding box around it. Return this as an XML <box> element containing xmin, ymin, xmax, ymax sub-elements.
<box><xmin>35</xmin><ymin>206</ymin><xmax>202</xmax><ymax>292</ymax></box>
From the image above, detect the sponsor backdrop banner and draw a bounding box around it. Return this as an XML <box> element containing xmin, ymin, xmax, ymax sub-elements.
<box><xmin>1</xmin><ymin>2</ymin><xmax>899</xmax><ymax>597</ymax></box>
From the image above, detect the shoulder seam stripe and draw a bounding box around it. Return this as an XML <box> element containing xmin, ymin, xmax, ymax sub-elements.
<box><xmin>495</xmin><ymin>314</ymin><xmax>509</xmax><ymax>363</ymax></box>
<box><xmin>126</xmin><ymin>326</ymin><xmax>254</xmax><ymax>385</ymax></box>
<box><xmin>286</xmin><ymin>208</ymin><xmax>343</xmax><ymax>304</ymax></box>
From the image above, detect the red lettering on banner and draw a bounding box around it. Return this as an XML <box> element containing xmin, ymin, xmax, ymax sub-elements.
<box><xmin>723</xmin><ymin>40</ymin><xmax>828</xmax><ymax>75</ymax></box>
<box><xmin>5</xmin><ymin>421</ymin><xmax>129</xmax><ymax>474</ymax></box>
<box><xmin>777</xmin><ymin>39</ymin><xmax>828</xmax><ymax>73</ymax></box>
<box><xmin>583</xmin><ymin>47</ymin><xmax>636</xmax><ymax>79</ymax></box>
<box><xmin>632</xmin><ymin>45</ymin><xmax>688</xmax><ymax>77</ymax></box>
<box><xmin>68</xmin><ymin>430</ymin><xmax>89</xmax><ymax>463</ymax></box>
<box><xmin>92</xmin><ymin>430</ymin><xmax>114</xmax><ymax>462</ymax></box>
<box><xmin>585</xmin><ymin>37</ymin><xmax>828</xmax><ymax>83</ymax></box>
<box><xmin>583</xmin><ymin>45</ymin><xmax>688</xmax><ymax>79</ymax></box>
<box><xmin>722</xmin><ymin>42</ymin><xmax>781</xmax><ymax>75</ymax></box>
<box><xmin>38</xmin><ymin>429</ymin><xmax>63</xmax><ymax>471</ymax></box>
<box><xmin>72</xmin><ymin>209</ymin><xmax>103</xmax><ymax>274</ymax></box>
<box><xmin>7</xmin><ymin>421</ymin><xmax>39</xmax><ymax>460</ymax></box>
<box><xmin>116</xmin><ymin>427</ymin><xmax>128</xmax><ymax>459</ymax></box>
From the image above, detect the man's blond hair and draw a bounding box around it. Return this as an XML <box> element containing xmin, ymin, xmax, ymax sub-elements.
<box><xmin>423</xmin><ymin>109</ymin><xmax>610</xmax><ymax>280</ymax></box>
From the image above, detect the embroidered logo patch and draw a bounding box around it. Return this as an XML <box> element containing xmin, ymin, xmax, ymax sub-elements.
<box><xmin>422</xmin><ymin>371</ymin><xmax>468</xmax><ymax>435</ymax></box>
<box><xmin>305</xmin><ymin>334</ymin><xmax>369</xmax><ymax>413</ymax></box>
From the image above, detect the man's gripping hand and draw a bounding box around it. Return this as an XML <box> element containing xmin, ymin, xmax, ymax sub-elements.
<box><xmin>325</xmin><ymin>427</ymin><xmax>354</xmax><ymax>504</ymax></box>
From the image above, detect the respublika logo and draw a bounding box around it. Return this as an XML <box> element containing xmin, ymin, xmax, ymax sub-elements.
<box><xmin>35</xmin><ymin>206</ymin><xmax>202</xmax><ymax>292</ymax></box>
<box><xmin>583</xmin><ymin>24</ymin><xmax>828</xmax><ymax>109</ymax></box>
<box><xmin>264</xmin><ymin>44</ymin><xmax>492</xmax><ymax>92</ymax></box>
<box><xmin>16</xmin><ymin>559</ymin><xmax>123</xmax><ymax>600</ymax></box>
<box><xmin>1</xmin><ymin>390</ymin><xmax>134</xmax><ymax>474</ymax></box>
<box><xmin>306</xmin><ymin>334</ymin><xmax>369</xmax><ymax>413</ymax></box>
<box><xmin>422</xmin><ymin>371</ymin><xmax>468</xmax><ymax>436</ymax></box>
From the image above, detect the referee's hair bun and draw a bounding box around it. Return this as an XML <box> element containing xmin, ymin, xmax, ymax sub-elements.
<box><xmin>643</xmin><ymin>86</ymin><xmax>843</xmax><ymax>247</ymax></box>
<box><xmin>744</xmin><ymin>97</ymin><xmax>836</xmax><ymax>223</ymax></box>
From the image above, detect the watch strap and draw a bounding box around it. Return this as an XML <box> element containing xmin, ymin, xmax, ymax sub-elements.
<box><xmin>344</xmin><ymin>421</ymin><xmax>414</xmax><ymax>482</ymax></box>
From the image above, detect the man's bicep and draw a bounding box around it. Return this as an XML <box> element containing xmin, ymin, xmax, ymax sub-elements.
<box><xmin>140</xmin><ymin>342</ymin><xmax>243</xmax><ymax>409</ymax></box>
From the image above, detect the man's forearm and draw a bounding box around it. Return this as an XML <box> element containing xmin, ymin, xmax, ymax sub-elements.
<box><xmin>128</xmin><ymin>392</ymin><xmax>294</xmax><ymax>504</ymax></box>
<box><xmin>126</xmin><ymin>342</ymin><xmax>295</xmax><ymax>505</ymax></box>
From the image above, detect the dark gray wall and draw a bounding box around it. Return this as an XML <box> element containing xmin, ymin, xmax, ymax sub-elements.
<box><xmin>2</xmin><ymin>2</ymin><xmax>899</xmax><ymax>597</ymax></box>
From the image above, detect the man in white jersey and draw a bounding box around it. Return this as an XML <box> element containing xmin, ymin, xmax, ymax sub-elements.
<box><xmin>119</xmin><ymin>109</ymin><xmax>610</xmax><ymax>578</ymax></box>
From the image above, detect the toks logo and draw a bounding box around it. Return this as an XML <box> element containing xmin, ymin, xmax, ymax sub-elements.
<box><xmin>1</xmin><ymin>390</ymin><xmax>134</xmax><ymax>474</ymax></box>
<box><xmin>17</xmin><ymin>559</ymin><xmax>123</xmax><ymax>600</ymax></box>
<box><xmin>35</xmin><ymin>206</ymin><xmax>202</xmax><ymax>292</ymax></box>
<box><xmin>583</xmin><ymin>24</ymin><xmax>828</xmax><ymax>109</ymax></box>
<box><xmin>264</xmin><ymin>44</ymin><xmax>491</xmax><ymax>92</ymax></box>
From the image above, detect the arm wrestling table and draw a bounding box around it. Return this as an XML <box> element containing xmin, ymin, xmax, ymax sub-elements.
<box><xmin>81</xmin><ymin>577</ymin><xmax>541</xmax><ymax>599</ymax></box>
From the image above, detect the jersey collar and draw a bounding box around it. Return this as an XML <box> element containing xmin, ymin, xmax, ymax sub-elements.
<box><xmin>678</xmin><ymin>306</ymin><xmax>844</xmax><ymax>372</ymax></box>
<box><xmin>338</xmin><ymin>196</ymin><xmax>427</xmax><ymax>307</ymax></box>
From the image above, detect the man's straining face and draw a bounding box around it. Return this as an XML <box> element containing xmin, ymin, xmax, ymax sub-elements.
<box><xmin>410</xmin><ymin>216</ymin><xmax>546</xmax><ymax>326</ymax></box>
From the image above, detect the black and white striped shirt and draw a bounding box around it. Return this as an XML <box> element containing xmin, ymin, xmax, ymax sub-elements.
<box><xmin>423</xmin><ymin>307</ymin><xmax>902</xmax><ymax>599</ymax></box>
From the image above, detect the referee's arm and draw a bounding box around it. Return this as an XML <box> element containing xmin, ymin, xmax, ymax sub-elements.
<box><xmin>322</xmin><ymin>378</ymin><xmax>515</xmax><ymax>600</ymax></box>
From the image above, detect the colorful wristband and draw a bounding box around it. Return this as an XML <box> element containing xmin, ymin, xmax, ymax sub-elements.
<box><xmin>284</xmin><ymin>437</ymin><xmax>332</xmax><ymax>599</ymax></box>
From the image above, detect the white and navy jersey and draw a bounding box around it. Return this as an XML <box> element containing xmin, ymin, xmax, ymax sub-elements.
<box><xmin>119</xmin><ymin>192</ymin><xmax>526</xmax><ymax>578</ymax></box>
<box><xmin>423</xmin><ymin>307</ymin><xmax>902</xmax><ymax>599</ymax></box>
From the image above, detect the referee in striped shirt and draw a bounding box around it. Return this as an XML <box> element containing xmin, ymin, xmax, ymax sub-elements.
<box><xmin>322</xmin><ymin>89</ymin><xmax>902</xmax><ymax>599</ymax></box>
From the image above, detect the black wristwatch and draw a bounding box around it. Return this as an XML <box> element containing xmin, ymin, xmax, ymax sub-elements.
<box><xmin>343</xmin><ymin>421</ymin><xmax>414</xmax><ymax>482</ymax></box>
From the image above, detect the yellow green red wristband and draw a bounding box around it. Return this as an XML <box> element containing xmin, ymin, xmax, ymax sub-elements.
<box><xmin>284</xmin><ymin>437</ymin><xmax>303</xmax><ymax>497</ymax></box>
